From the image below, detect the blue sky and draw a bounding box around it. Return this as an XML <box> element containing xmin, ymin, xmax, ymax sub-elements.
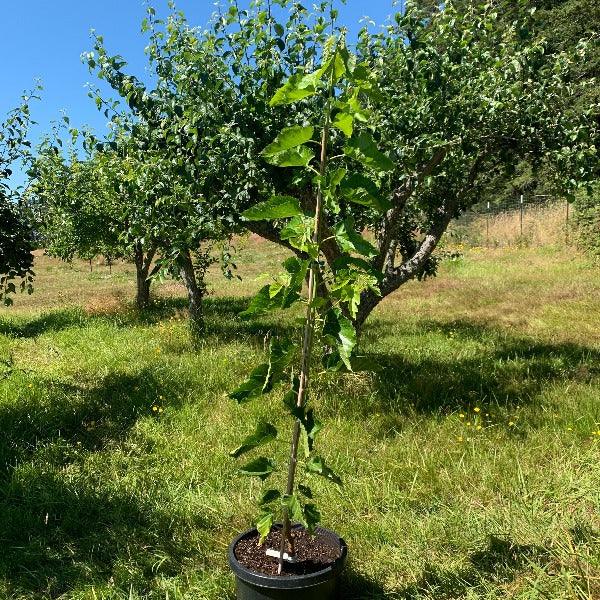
<box><xmin>1</xmin><ymin>1</ymin><xmax>401</xmax><ymax>188</ymax></box>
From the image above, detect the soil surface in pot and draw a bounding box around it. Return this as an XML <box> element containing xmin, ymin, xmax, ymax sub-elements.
<box><xmin>234</xmin><ymin>528</ymin><xmax>341</xmax><ymax>576</ymax></box>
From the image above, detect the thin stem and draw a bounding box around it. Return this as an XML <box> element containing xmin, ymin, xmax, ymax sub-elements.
<box><xmin>278</xmin><ymin>63</ymin><xmax>334</xmax><ymax>576</ymax></box>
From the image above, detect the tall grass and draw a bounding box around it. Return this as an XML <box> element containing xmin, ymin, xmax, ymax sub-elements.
<box><xmin>449</xmin><ymin>202</ymin><xmax>571</xmax><ymax>248</ymax></box>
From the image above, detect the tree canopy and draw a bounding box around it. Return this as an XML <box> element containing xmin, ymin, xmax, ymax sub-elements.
<box><xmin>40</xmin><ymin>0</ymin><xmax>596</xmax><ymax>327</ymax></box>
<box><xmin>0</xmin><ymin>94</ymin><xmax>37</xmax><ymax>306</ymax></box>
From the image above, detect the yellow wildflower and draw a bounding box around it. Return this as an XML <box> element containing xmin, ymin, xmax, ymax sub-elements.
<box><xmin>474</xmin><ymin>407</ymin><xmax>481</xmax><ymax>413</ymax></box>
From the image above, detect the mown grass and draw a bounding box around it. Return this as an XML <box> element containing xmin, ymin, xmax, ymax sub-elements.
<box><xmin>0</xmin><ymin>242</ymin><xmax>598</xmax><ymax>599</ymax></box>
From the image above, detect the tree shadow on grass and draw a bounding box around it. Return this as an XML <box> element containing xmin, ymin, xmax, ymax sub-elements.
<box><xmin>397</xmin><ymin>536</ymin><xmax>549</xmax><ymax>599</ymax></box>
<box><xmin>0</xmin><ymin>469</ymin><xmax>211</xmax><ymax>598</ymax></box>
<box><xmin>140</xmin><ymin>296</ymin><xmax>297</xmax><ymax>347</ymax></box>
<box><xmin>0</xmin><ymin>308</ymin><xmax>88</xmax><ymax>339</ymax></box>
<box><xmin>341</xmin><ymin>567</ymin><xmax>388</xmax><ymax>599</ymax></box>
<box><xmin>341</xmin><ymin>536</ymin><xmax>550</xmax><ymax>599</ymax></box>
<box><xmin>0</xmin><ymin>367</ymin><xmax>190</xmax><ymax>479</ymax></box>
<box><xmin>360</xmin><ymin>318</ymin><xmax>599</xmax><ymax>416</ymax></box>
<box><xmin>0</xmin><ymin>368</ymin><xmax>214</xmax><ymax>597</ymax></box>
<box><xmin>0</xmin><ymin>296</ymin><xmax>296</xmax><ymax>349</ymax></box>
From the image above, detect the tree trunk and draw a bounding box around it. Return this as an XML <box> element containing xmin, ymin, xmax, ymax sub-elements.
<box><xmin>179</xmin><ymin>250</ymin><xmax>204</xmax><ymax>338</ymax></box>
<box><xmin>133</xmin><ymin>241</ymin><xmax>156</xmax><ymax>310</ymax></box>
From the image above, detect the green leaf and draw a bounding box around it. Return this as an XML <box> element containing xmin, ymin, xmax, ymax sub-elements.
<box><xmin>281</xmin><ymin>257</ymin><xmax>309</xmax><ymax>308</ymax></box>
<box><xmin>239</xmin><ymin>285</ymin><xmax>274</xmax><ymax>319</ymax></box>
<box><xmin>303</xmin><ymin>503</ymin><xmax>321</xmax><ymax>534</ymax></box>
<box><xmin>240</xmin><ymin>457</ymin><xmax>275</xmax><ymax>479</ymax></box>
<box><xmin>270</xmin><ymin>73</ymin><xmax>317</xmax><ymax>106</ymax></box>
<box><xmin>323</xmin><ymin>308</ymin><xmax>357</xmax><ymax>370</ymax></box>
<box><xmin>257</xmin><ymin>512</ymin><xmax>274</xmax><ymax>543</ymax></box>
<box><xmin>323</xmin><ymin>352</ymin><xmax>382</xmax><ymax>373</ymax></box>
<box><xmin>334</xmin><ymin>217</ymin><xmax>378</xmax><ymax>258</ymax></box>
<box><xmin>306</xmin><ymin>456</ymin><xmax>342</xmax><ymax>485</ymax></box>
<box><xmin>283</xmin><ymin>378</ymin><xmax>304</xmax><ymax>420</ymax></box>
<box><xmin>281</xmin><ymin>494</ymin><xmax>304</xmax><ymax>524</ymax></box>
<box><xmin>242</xmin><ymin>196</ymin><xmax>303</xmax><ymax>221</ymax></box>
<box><xmin>280</xmin><ymin>216</ymin><xmax>318</xmax><ymax>257</ymax></box>
<box><xmin>230</xmin><ymin>421</ymin><xmax>278</xmax><ymax>458</ymax></box>
<box><xmin>229</xmin><ymin>363</ymin><xmax>270</xmax><ymax>403</ymax></box>
<box><xmin>262</xmin><ymin>126</ymin><xmax>315</xmax><ymax>157</ymax></box>
<box><xmin>265</xmin><ymin>338</ymin><xmax>296</xmax><ymax>392</ymax></box>
<box><xmin>333</xmin><ymin>111</ymin><xmax>354</xmax><ymax>137</ymax></box>
<box><xmin>329</xmin><ymin>168</ymin><xmax>347</xmax><ymax>189</ymax></box>
<box><xmin>259</xmin><ymin>489</ymin><xmax>281</xmax><ymax>506</ymax></box>
<box><xmin>332</xmin><ymin>49</ymin><xmax>347</xmax><ymax>81</ymax></box>
<box><xmin>264</xmin><ymin>145</ymin><xmax>315</xmax><ymax>168</ymax></box>
<box><xmin>229</xmin><ymin>339</ymin><xmax>294</xmax><ymax>402</ymax></box>
<box><xmin>340</xmin><ymin>174</ymin><xmax>391</xmax><ymax>212</ymax></box>
<box><xmin>269</xmin><ymin>59</ymin><xmax>333</xmax><ymax>106</ymax></box>
<box><xmin>344</xmin><ymin>132</ymin><xmax>395</xmax><ymax>173</ymax></box>
<box><xmin>300</xmin><ymin>408</ymin><xmax>323</xmax><ymax>457</ymax></box>
<box><xmin>332</xmin><ymin>255</ymin><xmax>381</xmax><ymax>278</ymax></box>
<box><xmin>283</xmin><ymin>256</ymin><xmax>309</xmax><ymax>290</ymax></box>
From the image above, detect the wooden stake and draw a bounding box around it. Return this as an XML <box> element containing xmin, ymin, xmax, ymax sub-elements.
<box><xmin>278</xmin><ymin>76</ymin><xmax>332</xmax><ymax>576</ymax></box>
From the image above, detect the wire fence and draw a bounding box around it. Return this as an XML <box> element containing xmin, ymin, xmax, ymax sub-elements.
<box><xmin>449</xmin><ymin>195</ymin><xmax>572</xmax><ymax>248</ymax></box>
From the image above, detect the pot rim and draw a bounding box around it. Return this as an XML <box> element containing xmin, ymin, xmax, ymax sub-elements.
<box><xmin>228</xmin><ymin>524</ymin><xmax>348</xmax><ymax>590</ymax></box>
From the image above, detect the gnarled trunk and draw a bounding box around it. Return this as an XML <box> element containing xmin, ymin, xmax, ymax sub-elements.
<box><xmin>133</xmin><ymin>241</ymin><xmax>157</xmax><ymax>310</ymax></box>
<box><xmin>179</xmin><ymin>249</ymin><xmax>205</xmax><ymax>338</ymax></box>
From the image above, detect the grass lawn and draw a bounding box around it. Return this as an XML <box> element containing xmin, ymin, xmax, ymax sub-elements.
<box><xmin>0</xmin><ymin>240</ymin><xmax>598</xmax><ymax>599</ymax></box>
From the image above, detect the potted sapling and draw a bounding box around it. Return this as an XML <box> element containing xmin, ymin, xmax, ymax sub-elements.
<box><xmin>227</xmin><ymin>38</ymin><xmax>394</xmax><ymax>600</ymax></box>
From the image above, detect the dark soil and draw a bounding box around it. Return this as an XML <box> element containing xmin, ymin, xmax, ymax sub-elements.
<box><xmin>234</xmin><ymin>527</ymin><xmax>341</xmax><ymax>576</ymax></box>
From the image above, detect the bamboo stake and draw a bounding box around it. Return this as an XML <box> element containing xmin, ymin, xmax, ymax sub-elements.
<box><xmin>277</xmin><ymin>74</ymin><xmax>332</xmax><ymax>576</ymax></box>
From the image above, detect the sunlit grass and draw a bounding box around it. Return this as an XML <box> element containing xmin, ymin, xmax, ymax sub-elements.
<box><xmin>0</xmin><ymin>244</ymin><xmax>598</xmax><ymax>599</ymax></box>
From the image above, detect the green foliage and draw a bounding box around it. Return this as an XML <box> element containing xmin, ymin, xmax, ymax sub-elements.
<box><xmin>242</xmin><ymin>196</ymin><xmax>303</xmax><ymax>221</ymax></box>
<box><xmin>574</xmin><ymin>186</ymin><xmax>600</xmax><ymax>258</ymax></box>
<box><xmin>0</xmin><ymin>94</ymin><xmax>38</xmax><ymax>306</ymax></box>
<box><xmin>118</xmin><ymin>0</ymin><xmax>594</xmax><ymax>330</ymax></box>
<box><xmin>229</xmin><ymin>40</ymin><xmax>390</xmax><ymax>549</ymax></box>
<box><xmin>0</xmin><ymin>199</ymin><xmax>35</xmax><ymax>307</ymax></box>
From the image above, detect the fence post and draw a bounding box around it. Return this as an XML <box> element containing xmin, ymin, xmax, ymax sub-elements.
<box><xmin>520</xmin><ymin>194</ymin><xmax>524</xmax><ymax>237</ymax></box>
<box><xmin>565</xmin><ymin>198</ymin><xmax>570</xmax><ymax>245</ymax></box>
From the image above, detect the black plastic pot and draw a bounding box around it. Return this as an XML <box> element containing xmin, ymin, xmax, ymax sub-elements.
<box><xmin>228</xmin><ymin>525</ymin><xmax>348</xmax><ymax>600</ymax></box>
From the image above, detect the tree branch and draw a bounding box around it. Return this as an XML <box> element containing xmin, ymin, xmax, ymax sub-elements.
<box><xmin>375</xmin><ymin>146</ymin><xmax>448</xmax><ymax>271</ymax></box>
<box><xmin>356</xmin><ymin>151</ymin><xmax>486</xmax><ymax>328</ymax></box>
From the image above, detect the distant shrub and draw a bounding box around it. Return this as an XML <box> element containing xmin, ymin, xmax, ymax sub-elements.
<box><xmin>574</xmin><ymin>187</ymin><xmax>600</xmax><ymax>259</ymax></box>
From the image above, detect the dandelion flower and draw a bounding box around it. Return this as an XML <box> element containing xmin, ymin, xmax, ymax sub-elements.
<box><xmin>159</xmin><ymin>408</ymin><xmax>164</xmax><ymax>414</ymax></box>
<box><xmin>459</xmin><ymin>414</ymin><xmax>465</xmax><ymax>419</ymax></box>
<box><xmin>509</xmin><ymin>421</ymin><xmax>515</xmax><ymax>427</ymax></box>
<box><xmin>476</xmin><ymin>425</ymin><xmax>482</xmax><ymax>431</ymax></box>
<box><xmin>474</xmin><ymin>407</ymin><xmax>481</xmax><ymax>413</ymax></box>
<box><xmin>457</xmin><ymin>436</ymin><xmax>464</xmax><ymax>442</ymax></box>
<box><xmin>152</xmin><ymin>406</ymin><xmax>158</xmax><ymax>412</ymax></box>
